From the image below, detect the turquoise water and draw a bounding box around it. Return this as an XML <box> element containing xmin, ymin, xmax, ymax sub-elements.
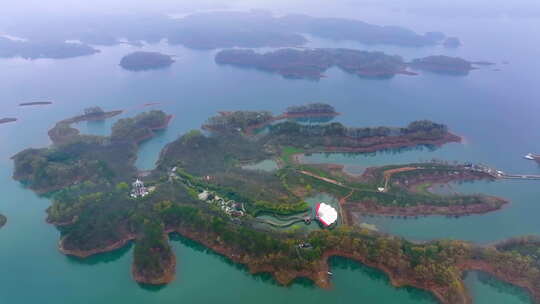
<box><xmin>241</xmin><ymin>159</ymin><xmax>279</xmax><ymax>172</ymax></box>
<box><xmin>1</xmin><ymin>8</ymin><xmax>539</xmax><ymax>304</ymax></box>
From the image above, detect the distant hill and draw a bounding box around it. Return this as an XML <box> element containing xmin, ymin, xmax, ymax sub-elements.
<box><xmin>215</xmin><ymin>48</ymin><xmax>409</xmax><ymax>79</ymax></box>
<box><xmin>1</xmin><ymin>11</ymin><xmax>451</xmax><ymax>50</ymax></box>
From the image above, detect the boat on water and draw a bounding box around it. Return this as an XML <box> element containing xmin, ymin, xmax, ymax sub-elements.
<box><xmin>524</xmin><ymin>153</ymin><xmax>540</xmax><ymax>160</ymax></box>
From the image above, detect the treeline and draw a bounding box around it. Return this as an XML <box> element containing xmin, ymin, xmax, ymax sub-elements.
<box><xmin>133</xmin><ymin>219</ymin><xmax>174</xmax><ymax>282</ymax></box>
<box><xmin>147</xmin><ymin>198</ymin><xmax>540</xmax><ymax>303</ymax></box>
<box><xmin>203</xmin><ymin>111</ymin><xmax>273</xmax><ymax>132</ymax></box>
<box><xmin>157</xmin><ymin>130</ymin><xmax>269</xmax><ymax>176</ymax></box>
<box><xmin>285</xmin><ymin>103</ymin><xmax>336</xmax><ymax>115</ymax></box>
<box><xmin>12</xmin><ymin>139</ymin><xmax>136</xmax><ymax>193</ymax></box>
<box><xmin>111</xmin><ymin>110</ymin><xmax>168</xmax><ymax>142</ymax></box>
<box><xmin>269</xmin><ymin>120</ymin><xmax>447</xmax><ymax>139</ymax></box>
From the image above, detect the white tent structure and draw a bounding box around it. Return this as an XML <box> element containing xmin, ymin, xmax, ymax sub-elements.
<box><xmin>315</xmin><ymin>203</ymin><xmax>338</xmax><ymax>227</ymax></box>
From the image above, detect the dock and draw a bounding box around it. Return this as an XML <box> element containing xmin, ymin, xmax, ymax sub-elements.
<box><xmin>501</xmin><ymin>174</ymin><xmax>540</xmax><ymax>180</ymax></box>
<box><xmin>464</xmin><ymin>163</ymin><xmax>540</xmax><ymax>181</ymax></box>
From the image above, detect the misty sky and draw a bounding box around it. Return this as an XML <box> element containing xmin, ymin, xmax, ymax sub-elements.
<box><xmin>4</xmin><ymin>0</ymin><xmax>540</xmax><ymax>19</ymax></box>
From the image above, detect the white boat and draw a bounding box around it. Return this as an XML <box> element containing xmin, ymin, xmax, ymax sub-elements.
<box><xmin>525</xmin><ymin>153</ymin><xmax>536</xmax><ymax>160</ymax></box>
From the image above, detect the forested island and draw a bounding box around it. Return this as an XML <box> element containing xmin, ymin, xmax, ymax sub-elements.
<box><xmin>0</xmin><ymin>37</ymin><xmax>99</xmax><ymax>59</ymax></box>
<box><xmin>215</xmin><ymin>48</ymin><xmax>411</xmax><ymax>79</ymax></box>
<box><xmin>0</xmin><ymin>214</ymin><xmax>6</xmax><ymax>229</ymax></box>
<box><xmin>410</xmin><ymin>56</ymin><xmax>474</xmax><ymax>75</ymax></box>
<box><xmin>215</xmin><ymin>49</ymin><xmax>486</xmax><ymax>79</ymax></box>
<box><xmin>0</xmin><ymin>118</ymin><xmax>17</xmax><ymax>125</ymax></box>
<box><xmin>12</xmin><ymin>104</ymin><xmax>540</xmax><ymax>303</ymax></box>
<box><xmin>120</xmin><ymin>52</ymin><xmax>175</xmax><ymax>71</ymax></box>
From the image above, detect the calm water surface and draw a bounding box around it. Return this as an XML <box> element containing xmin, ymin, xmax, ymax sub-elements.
<box><xmin>0</xmin><ymin>7</ymin><xmax>538</xmax><ymax>304</ymax></box>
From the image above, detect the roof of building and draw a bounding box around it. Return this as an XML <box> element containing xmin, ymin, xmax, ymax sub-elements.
<box><xmin>316</xmin><ymin>203</ymin><xmax>338</xmax><ymax>227</ymax></box>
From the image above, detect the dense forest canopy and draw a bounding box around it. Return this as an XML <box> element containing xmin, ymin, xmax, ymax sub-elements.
<box><xmin>285</xmin><ymin>103</ymin><xmax>336</xmax><ymax>115</ymax></box>
<box><xmin>215</xmin><ymin>48</ymin><xmax>407</xmax><ymax>79</ymax></box>
<box><xmin>269</xmin><ymin>120</ymin><xmax>448</xmax><ymax>139</ymax></box>
<box><xmin>119</xmin><ymin>51</ymin><xmax>175</xmax><ymax>71</ymax></box>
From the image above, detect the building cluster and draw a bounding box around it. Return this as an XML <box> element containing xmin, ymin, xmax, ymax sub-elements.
<box><xmin>463</xmin><ymin>163</ymin><xmax>504</xmax><ymax>178</ymax></box>
<box><xmin>197</xmin><ymin>190</ymin><xmax>245</xmax><ymax>217</ymax></box>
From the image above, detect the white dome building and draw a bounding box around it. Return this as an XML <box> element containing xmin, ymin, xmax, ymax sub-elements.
<box><xmin>315</xmin><ymin>203</ymin><xmax>338</xmax><ymax>227</ymax></box>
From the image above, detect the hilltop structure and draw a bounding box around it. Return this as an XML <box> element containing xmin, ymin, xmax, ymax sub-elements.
<box><xmin>131</xmin><ymin>179</ymin><xmax>149</xmax><ymax>198</ymax></box>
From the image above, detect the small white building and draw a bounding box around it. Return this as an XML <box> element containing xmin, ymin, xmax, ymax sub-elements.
<box><xmin>198</xmin><ymin>190</ymin><xmax>210</xmax><ymax>201</ymax></box>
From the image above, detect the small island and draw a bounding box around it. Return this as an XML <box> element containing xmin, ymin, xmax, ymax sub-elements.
<box><xmin>120</xmin><ymin>52</ymin><xmax>175</xmax><ymax>71</ymax></box>
<box><xmin>11</xmin><ymin>104</ymin><xmax>540</xmax><ymax>303</ymax></box>
<box><xmin>0</xmin><ymin>37</ymin><xmax>99</xmax><ymax>59</ymax></box>
<box><xmin>19</xmin><ymin>101</ymin><xmax>53</xmax><ymax>106</ymax></box>
<box><xmin>0</xmin><ymin>214</ymin><xmax>6</xmax><ymax>229</ymax></box>
<box><xmin>0</xmin><ymin>118</ymin><xmax>17</xmax><ymax>125</ymax></box>
<box><xmin>409</xmin><ymin>55</ymin><xmax>474</xmax><ymax>75</ymax></box>
<box><xmin>215</xmin><ymin>48</ymin><xmax>413</xmax><ymax>79</ymax></box>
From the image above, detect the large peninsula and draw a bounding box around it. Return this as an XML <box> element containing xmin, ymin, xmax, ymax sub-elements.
<box><xmin>215</xmin><ymin>48</ymin><xmax>411</xmax><ymax>79</ymax></box>
<box><xmin>3</xmin><ymin>11</ymin><xmax>452</xmax><ymax>50</ymax></box>
<box><xmin>12</xmin><ymin>104</ymin><xmax>540</xmax><ymax>304</ymax></box>
<box><xmin>215</xmin><ymin>49</ymin><xmax>485</xmax><ymax>79</ymax></box>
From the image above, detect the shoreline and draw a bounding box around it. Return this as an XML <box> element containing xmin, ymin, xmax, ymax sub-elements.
<box><xmin>345</xmin><ymin>197</ymin><xmax>508</xmax><ymax>217</ymax></box>
<box><xmin>132</xmin><ymin>233</ymin><xmax>176</xmax><ymax>285</ymax></box>
<box><xmin>54</xmin><ymin>226</ymin><xmax>499</xmax><ymax>304</ymax></box>
<box><xmin>290</xmin><ymin>133</ymin><xmax>460</xmax><ymax>161</ymax></box>
<box><xmin>133</xmin><ymin>114</ymin><xmax>173</xmax><ymax>145</ymax></box>
<box><xmin>48</xmin><ymin>110</ymin><xmax>123</xmax><ymax>145</ymax></box>
<box><xmin>205</xmin><ymin>110</ymin><xmax>341</xmax><ymax>136</ymax></box>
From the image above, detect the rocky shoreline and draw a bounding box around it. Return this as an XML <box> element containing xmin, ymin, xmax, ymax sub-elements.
<box><xmin>458</xmin><ymin>260</ymin><xmax>539</xmax><ymax>303</ymax></box>
<box><xmin>58</xmin><ymin>233</ymin><xmax>136</xmax><ymax>258</ymax></box>
<box><xmin>54</xmin><ymin>226</ymin><xmax>518</xmax><ymax>304</ymax></box>
<box><xmin>320</xmin><ymin>132</ymin><xmax>461</xmax><ymax>153</ymax></box>
<box><xmin>48</xmin><ymin>110</ymin><xmax>123</xmax><ymax>145</ymax></box>
<box><xmin>132</xmin><ymin>233</ymin><xmax>176</xmax><ymax>285</ymax></box>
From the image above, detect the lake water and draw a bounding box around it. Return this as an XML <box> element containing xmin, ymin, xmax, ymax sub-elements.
<box><xmin>0</xmin><ymin>6</ymin><xmax>539</xmax><ymax>304</ymax></box>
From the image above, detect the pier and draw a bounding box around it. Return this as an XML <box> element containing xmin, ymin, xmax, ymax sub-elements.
<box><xmin>465</xmin><ymin>163</ymin><xmax>540</xmax><ymax>181</ymax></box>
<box><xmin>501</xmin><ymin>174</ymin><xmax>540</xmax><ymax>180</ymax></box>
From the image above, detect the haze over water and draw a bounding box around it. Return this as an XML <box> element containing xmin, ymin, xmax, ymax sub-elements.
<box><xmin>0</xmin><ymin>1</ymin><xmax>539</xmax><ymax>303</ymax></box>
